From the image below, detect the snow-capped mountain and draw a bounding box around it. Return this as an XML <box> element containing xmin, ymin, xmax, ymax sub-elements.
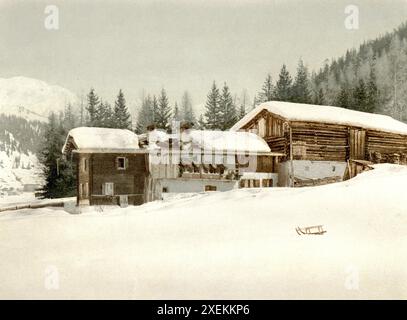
<box><xmin>0</xmin><ymin>76</ymin><xmax>78</xmax><ymax>121</ymax></box>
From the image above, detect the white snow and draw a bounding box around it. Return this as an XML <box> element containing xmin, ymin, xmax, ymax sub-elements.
<box><xmin>145</xmin><ymin>129</ymin><xmax>271</xmax><ymax>153</ymax></box>
<box><xmin>240</xmin><ymin>172</ymin><xmax>275</xmax><ymax>179</ymax></box>
<box><xmin>0</xmin><ymin>149</ymin><xmax>43</xmax><ymax>193</ymax></box>
<box><xmin>0</xmin><ymin>164</ymin><xmax>406</xmax><ymax>299</ymax></box>
<box><xmin>62</xmin><ymin>127</ymin><xmax>140</xmax><ymax>153</ymax></box>
<box><xmin>0</xmin><ymin>76</ymin><xmax>78</xmax><ymax>121</ymax></box>
<box><xmin>187</xmin><ymin>130</ymin><xmax>271</xmax><ymax>153</ymax></box>
<box><xmin>0</xmin><ymin>192</ymin><xmax>37</xmax><ymax>205</ymax></box>
<box><xmin>145</xmin><ymin>129</ymin><xmax>170</xmax><ymax>150</ymax></box>
<box><xmin>231</xmin><ymin>101</ymin><xmax>407</xmax><ymax>135</ymax></box>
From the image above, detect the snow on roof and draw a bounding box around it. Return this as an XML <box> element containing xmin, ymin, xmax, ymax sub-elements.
<box><xmin>186</xmin><ymin>130</ymin><xmax>271</xmax><ymax>153</ymax></box>
<box><xmin>145</xmin><ymin>129</ymin><xmax>170</xmax><ymax>150</ymax></box>
<box><xmin>143</xmin><ymin>129</ymin><xmax>272</xmax><ymax>153</ymax></box>
<box><xmin>231</xmin><ymin>101</ymin><xmax>407</xmax><ymax>135</ymax></box>
<box><xmin>62</xmin><ymin>127</ymin><xmax>140</xmax><ymax>153</ymax></box>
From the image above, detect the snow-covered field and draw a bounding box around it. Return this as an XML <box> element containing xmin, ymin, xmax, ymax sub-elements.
<box><xmin>0</xmin><ymin>164</ymin><xmax>406</xmax><ymax>299</ymax></box>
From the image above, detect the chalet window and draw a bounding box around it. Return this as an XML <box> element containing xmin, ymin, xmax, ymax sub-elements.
<box><xmin>205</xmin><ymin>185</ymin><xmax>217</xmax><ymax>192</ymax></box>
<box><xmin>162</xmin><ymin>187</ymin><xmax>168</xmax><ymax>193</ymax></box>
<box><xmin>116</xmin><ymin>157</ymin><xmax>127</xmax><ymax>170</ymax></box>
<box><xmin>82</xmin><ymin>158</ymin><xmax>88</xmax><ymax>172</ymax></box>
<box><xmin>102</xmin><ymin>182</ymin><xmax>114</xmax><ymax>196</ymax></box>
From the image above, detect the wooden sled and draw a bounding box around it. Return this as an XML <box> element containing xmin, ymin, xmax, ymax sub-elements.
<box><xmin>296</xmin><ymin>225</ymin><xmax>326</xmax><ymax>235</ymax></box>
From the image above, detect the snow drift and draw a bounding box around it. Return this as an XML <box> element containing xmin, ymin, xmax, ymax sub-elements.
<box><xmin>0</xmin><ymin>164</ymin><xmax>406</xmax><ymax>299</ymax></box>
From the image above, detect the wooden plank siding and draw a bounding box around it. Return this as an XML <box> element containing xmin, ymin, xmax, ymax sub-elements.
<box><xmin>366</xmin><ymin>130</ymin><xmax>407</xmax><ymax>164</ymax></box>
<box><xmin>243</xmin><ymin>110</ymin><xmax>286</xmax><ymax>138</ymax></box>
<box><xmin>290</xmin><ymin>121</ymin><xmax>349</xmax><ymax>161</ymax></box>
<box><xmin>75</xmin><ymin>153</ymin><xmax>147</xmax><ymax>206</ymax></box>
<box><xmin>239</xmin><ymin>110</ymin><xmax>407</xmax><ymax>165</ymax></box>
<box><xmin>349</xmin><ymin>129</ymin><xmax>366</xmax><ymax>160</ymax></box>
<box><xmin>242</xmin><ymin>112</ymin><xmax>288</xmax><ymax>159</ymax></box>
<box><xmin>77</xmin><ymin>153</ymin><xmax>91</xmax><ymax>205</ymax></box>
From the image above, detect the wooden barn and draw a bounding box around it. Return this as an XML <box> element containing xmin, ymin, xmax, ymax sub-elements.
<box><xmin>231</xmin><ymin>101</ymin><xmax>407</xmax><ymax>187</ymax></box>
<box><xmin>62</xmin><ymin>127</ymin><xmax>150</xmax><ymax>206</ymax></box>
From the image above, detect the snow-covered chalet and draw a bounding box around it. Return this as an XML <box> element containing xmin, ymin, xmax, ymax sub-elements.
<box><xmin>62</xmin><ymin>126</ymin><xmax>282</xmax><ymax>206</ymax></box>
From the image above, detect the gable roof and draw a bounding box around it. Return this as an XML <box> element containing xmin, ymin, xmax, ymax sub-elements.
<box><xmin>62</xmin><ymin>127</ymin><xmax>140</xmax><ymax>154</ymax></box>
<box><xmin>231</xmin><ymin>101</ymin><xmax>407</xmax><ymax>135</ymax></box>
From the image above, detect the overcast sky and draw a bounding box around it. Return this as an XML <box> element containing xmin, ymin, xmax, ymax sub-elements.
<box><xmin>1</xmin><ymin>0</ymin><xmax>407</xmax><ymax>109</ymax></box>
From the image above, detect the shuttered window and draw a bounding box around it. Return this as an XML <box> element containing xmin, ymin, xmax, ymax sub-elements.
<box><xmin>102</xmin><ymin>182</ymin><xmax>114</xmax><ymax>196</ymax></box>
<box><xmin>82</xmin><ymin>158</ymin><xmax>88</xmax><ymax>172</ymax></box>
<box><xmin>116</xmin><ymin>157</ymin><xmax>127</xmax><ymax>170</ymax></box>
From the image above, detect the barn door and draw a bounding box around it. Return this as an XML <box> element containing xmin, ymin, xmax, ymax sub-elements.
<box><xmin>349</xmin><ymin>129</ymin><xmax>366</xmax><ymax>160</ymax></box>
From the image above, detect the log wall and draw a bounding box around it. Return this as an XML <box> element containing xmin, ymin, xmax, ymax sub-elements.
<box><xmin>76</xmin><ymin>153</ymin><xmax>147</xmax><ymax>206</ymax></box>
<box><xmin>290</xmin><ymin>121</ymin><xmax>349</xmax><ymax>162</ymax></box>
<box><xmin>366</xmin><ymin>130</ymin><xmax>407</xmax><ymax>164</ymax></box>
<box><xmin>240</xmin><ymin>110</ymin><xmax>407</xmax><ymax>165</ymax></box>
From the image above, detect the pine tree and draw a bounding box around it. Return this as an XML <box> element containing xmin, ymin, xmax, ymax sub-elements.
<box><xmin>152</xmin><ymin>95</ymin><xmax>159</xmax><ymax>123</ymax></box>
<box><xmin>39</xmin><ymin>113</ymin><xmax>76</xmax><ymax>199</ymax></box>
<box><xmin>86</xmin><ymin>88</ymin><xmax>100</xmax><ymax>126</ymax></box>
<box><xmin>113</xmin><ymin>89</ymin><xmax>132</xmax><ymax>129</ymax></box>
<box><xmin>63</xmin><ymin>104</ymin><xmax>77</xmax><ymax>131</ymax></box>
<box><xmin>197</xmin><ymin>114</ymin><xmax>206</xmax><ymax>129</ymax></box>
<box><xmin>313</xmin><ymin>88</ymin><xmax>325</xmax><ymax>105</ymax></box>
<box><xmin>103</xmin><ymin>102</ymin><xmax>114</xmax><ymax>127</ymax></box>
<box><xmin>335</xmin><ymin>84</ymin><xmax>352</xmax><ymax>109</ymax></box>
<box><xmin>366</xmin><ymin>69</ymin><xmax>378</xmax><ymax>113</ymax></box>
<box><xmin>204</xmin><ymin>81</ymin><xmax>221</xmax><ymax>130</ymax></box>
<box><xmin>293</xmin><ymin>59</ymin><xmax>312</xmax><ymax>103</ymax></box>
<box><xmin>135</xmin><ymin>95</ymin><xmax>154</xmax><ymax>133</ymax></box>
<box><xmin>155</xmin><ymin>88</ymin><xmax>172</xmax><ymax>130</ymax></box>
<box><xmin>275</xmin><ymin>64</ymin><xmax>293</xmax><ymax>101</ymax></box>
<box><xmin>252</xmin><ymin>95</ymin><xmax>261</xmax><ymax>110</ymax></box>
<box><xmin>238</xmin><ymin>104</ymin><xmax>246</xmax><ymax>120</ymax></box>
<box><xmin>240</xmin><ymin>89</ymin><xmax>250</xmax><ymax>111</ymax></box>
<box><xmin>173</xmin><ymin>102</ymin><xmax>181</xmax><ymax>122</ymax></box>
<box><xmin>258</xmin><ymin>74</ymin><xmax>274</xmax><ymax>102</ymax></box>
<box><xmin>353</xmin><ymin>78</ymin><xmax>368</xmax><ymax>111</ymax></box>
<box><xmin>180</xmin><ymin>91</ymin><xmax>196</xmax><ymax>123</ymax></box>
<box><xmin>219</xmin><ymin>82</ymin><xmax>237</xmax><ymax>130</ymax></box>
<box><xmin>93</xmin><ymin>100</ymin><xmax>113</xmax><ymax>127</ymax></box>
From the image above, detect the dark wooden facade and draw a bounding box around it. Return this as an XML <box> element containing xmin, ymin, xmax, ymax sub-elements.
<box><xmin>76</xmin><ymin>152</ymin><xmax>148</xmax><ymax>206</ymax></box>
<box><xmin>240</xmin><ymin>109</ymin><xmax>407</xmax><ymax>166</ymax></box>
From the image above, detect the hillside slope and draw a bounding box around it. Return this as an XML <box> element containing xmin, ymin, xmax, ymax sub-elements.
<box><xmin>0</xmin><ymin>115</ymin><xmax>44</xmax><ymax>194</ymax></box>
